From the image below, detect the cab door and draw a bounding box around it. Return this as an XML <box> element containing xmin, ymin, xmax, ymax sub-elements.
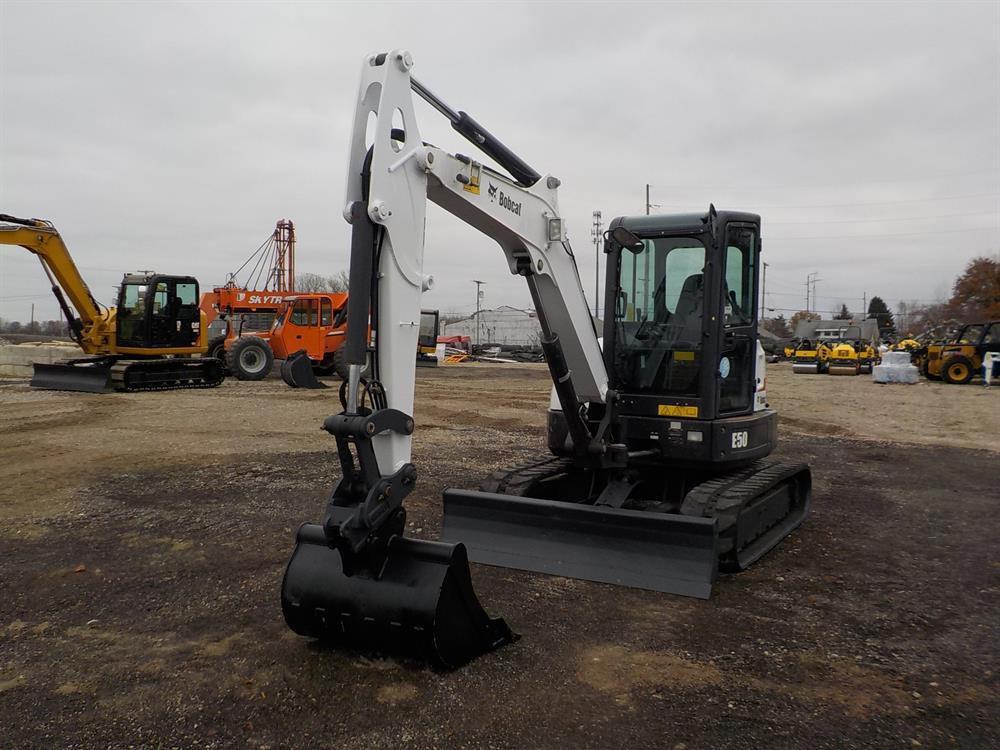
<box><xmin>718</xmin><ymin>222</ymin><xmax>759</xmax><ymax>415</ymax></box>
<box><xmin>285</xmin><ymin>298</ymin><xmax>322</xmax><ymax>355</ymax></box>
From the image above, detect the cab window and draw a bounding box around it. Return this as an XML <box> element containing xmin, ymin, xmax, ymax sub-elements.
<box><xmin>152</xmin><ymin>283</ymin><xmax>169</xmax><ymax>315</ymax></box>
<box><xmin>176</xmin><ymin>282</ymin><xmax>197</xmax><ymax>306</ymax></box>
<box><xmin>290</xmin><ymin>299</ymin><xmax>317</xmax><ymax>326</ymax></box>
<box><xmin>321</xmin><ymin>298</ymin><xmax>333</xmax><ymax>326</ymax></box>
<box><xmin>957</xmin><ymin>325</ymin><xmax>983</xmax><ymax>344</ymax></box>
<box><xmin>723</xmin><ymin>225</ymin><xmax>757</xmax><ymax>327</ymax></box>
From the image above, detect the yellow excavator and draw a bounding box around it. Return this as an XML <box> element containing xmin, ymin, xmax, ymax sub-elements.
<box><xmin>0</xmin><ymin>214</ymin><xmax>225</xmax><ymax>392</ymax></box>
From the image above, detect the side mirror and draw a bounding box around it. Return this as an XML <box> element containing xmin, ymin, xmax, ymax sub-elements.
<box><xmin>608</xmin><ymin>226</ymin><xmax>644</xmax><ymax>253</ymax></box>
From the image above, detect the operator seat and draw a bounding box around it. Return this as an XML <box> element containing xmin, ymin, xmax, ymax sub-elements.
<box><xmin>638</xmin><ymin>273</ymin><xmax>704</xmax><ymax>391</ymax></box>
<box><xmin>671</xmin><ymin>273</ymin><xmax>704</xmax><ymax>343</ymax></box>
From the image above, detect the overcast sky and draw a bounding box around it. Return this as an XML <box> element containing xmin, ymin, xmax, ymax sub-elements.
<box><xmin>1</xmin><ymin>1</ymin><xmax>997</xmax><ymax>324</ymax></box>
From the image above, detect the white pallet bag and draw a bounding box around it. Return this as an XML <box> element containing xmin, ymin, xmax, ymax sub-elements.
<box><xmin>872</xmin><ymin>350</ymin><xmax>919</xmax><ymax>384</ymax></box>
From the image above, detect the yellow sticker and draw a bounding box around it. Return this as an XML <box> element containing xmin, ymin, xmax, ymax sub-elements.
<box><xmin>463</xmin><ymin>162</ymin><xmax>481</xmax><ymax>194</ymax></box>
<box><xmin>673</xmin><ymin>351</ymin><xmax>695</xmax><ymax>361</ymax></box>
<box><xmin>658</xmin><ymin>404</ymin><xmax>699</xmax><ymax>418</ymax></box>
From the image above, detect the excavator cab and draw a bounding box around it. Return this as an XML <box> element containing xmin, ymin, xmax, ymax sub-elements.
<box><xmin>116</xmin><ymin>273</ymin><xmax>202</xmax><ymax>350</ymax></box>
<box><xmin>600</xmin><ymin>212</ymin><xmax>767</xmax><ymax>461</ymax></box>
<box><xmin>444</xmin><ymin>208</ymin><xmax>809</xmax><ymax>598</ymax></box>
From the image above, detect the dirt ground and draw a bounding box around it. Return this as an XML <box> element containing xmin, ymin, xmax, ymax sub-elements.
<box><xmin>1</xmin><ymin>363</ymin><xmax>997</xmax><ymax>749</ymax></box>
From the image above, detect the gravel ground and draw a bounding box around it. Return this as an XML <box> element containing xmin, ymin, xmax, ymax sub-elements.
<box><xmin>0</xmin><ymin>364</ymin><xmax>997</xmax><ymax>748</ymax></box>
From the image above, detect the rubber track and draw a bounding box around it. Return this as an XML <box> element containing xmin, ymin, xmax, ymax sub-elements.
<box><xmin>110</xmin><ymin>359</ymin><xmax>225</xmax><ymax>392</ymax></box>
<box><xmin>680</xmin><ymin>459</ymin><xmax>810</xmax><ymax>571</ymax></box>
<box><xmin>479</xmin><ymin>456</ymin><xmax>576</xmax><ymax>496</ymax></box>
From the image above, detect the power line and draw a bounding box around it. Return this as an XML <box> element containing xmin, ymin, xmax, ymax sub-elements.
<box><xmin>648</xmin><ymin>169</ymin><xmax>1000</xmax><ymax>191</ymax></box>
<box><xmin>769</xmin><ymin>210</ymin><xmax>998</xmax><ymax>226</ymax></box>
<box><xmin>768</xmin><ymin>225</ymin><xmax>997</xmax><ymax>241</ymax></box>
<box><xmin>656</xmin><ymin>191</ymin><xmax>1000</xmax><ymax>211</ymax></box>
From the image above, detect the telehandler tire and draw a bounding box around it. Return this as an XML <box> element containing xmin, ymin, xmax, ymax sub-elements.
<box><xmin>207</xmin><ymin>335</ymin><xmax>229</xmax><ymax>365</ymax></box>
<box><xmin>331</xmin><ymin>347</ymin><xmax>371</xmax><ymax>381</ymax></box>
<box><xmin>943</xmin><ymin>357</ymin><xmax>974</xmax><ymax>385</ymax></box>
<box><xmin>228</xmin><ymin>337</ymin><xmax>274</xmax><ymax>381</ymax></box>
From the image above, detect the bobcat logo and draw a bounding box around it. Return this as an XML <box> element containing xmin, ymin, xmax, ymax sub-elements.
<box><xmin>488</xmin><ymin>183</ymin><xmax>498</xmax><ymax>201</ymax></box>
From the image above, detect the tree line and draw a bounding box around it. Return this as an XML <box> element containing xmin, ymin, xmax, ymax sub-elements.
<box><xmin>0</xmin><ymin>319</ymin><xmax>70</xmax><ymax>336</ymax></box>
<box><xmin>762</xmin><ymin>254</ymin><xmax>999</xmax><ymax>340</ymax></box>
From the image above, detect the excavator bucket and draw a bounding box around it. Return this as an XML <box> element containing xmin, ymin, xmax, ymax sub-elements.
<box><xmin>31</xmin><ymin>361</ymin><xmax>113</xmax><ymax>393</ymax></box>
<box><xmin>281</xmin><ymin>350</ymin><xmax>327</xmax><ymax>389</ymax></box>
<box><xmin>441</xmin><ymin>489</ymin><xmax>719</xmax><ymax>599</ymax></box>
<box><xmin>281</xmin><ymin>523</ymin><xmax>514</xmax><ymax>669</ymax></box>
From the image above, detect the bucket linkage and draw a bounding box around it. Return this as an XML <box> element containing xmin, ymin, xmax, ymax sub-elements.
<box><xmin>281</xmin><ymin>407</ymin><xmax>513</xmax><ymax>669</ymax></box>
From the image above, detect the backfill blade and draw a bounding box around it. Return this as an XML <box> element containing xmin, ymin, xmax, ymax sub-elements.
<box><xmin>281</xmin><ymin>350</ymin><xmax>327</xmax><ymax>389</ymax></box>
<box><xmin>441</xmin><ymin>489</ymin><xmax>719</xmax><ymax>599</ymax></box>
<box><xmin>31</xmin><ymin>362</ymin><xmax>113</xmax><ymax>393</ymax></box>
<box><xmin>281</xmin><ymin>523</ymin><xmax>514</xmax><ymax>669</ymax></box>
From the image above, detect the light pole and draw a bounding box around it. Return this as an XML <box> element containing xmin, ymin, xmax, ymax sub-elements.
<box><xmin>472</xmin><ymin>279</ymin><xmax>485</xmax><ymax>349</ymax></box>
<box><xmin>591</xmin><ymin>211</ymin><xmax>603</xmax><ymax>318</ymax></box>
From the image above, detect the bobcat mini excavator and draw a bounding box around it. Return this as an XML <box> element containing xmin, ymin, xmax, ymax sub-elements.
<box><xmin>0</xmin><ymin>215</ymin><xmax>225</xmax><ymax>392</ymax></box>
<box><xmin>280</xmin><ymin>51</ymin><xmax>812</xmax><ymax>668</ymax></box>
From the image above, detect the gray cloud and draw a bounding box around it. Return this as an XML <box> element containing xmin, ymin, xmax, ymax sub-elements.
<box><xmin>1</xmin><ymin>1</ymin><xmax>997</xmax><ymax>324</ymax></box>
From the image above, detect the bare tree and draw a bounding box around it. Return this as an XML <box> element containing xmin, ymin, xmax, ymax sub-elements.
<box><xmin>296</xmin><ymin>271</ymin><xmax>350</xmax><ymax>293</ymax></box>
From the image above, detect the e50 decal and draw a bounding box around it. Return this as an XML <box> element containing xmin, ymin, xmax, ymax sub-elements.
<box><xmin>731</xmin><ymin>431</ymin><xmax>749</xmax><ymax>449</ymax></box>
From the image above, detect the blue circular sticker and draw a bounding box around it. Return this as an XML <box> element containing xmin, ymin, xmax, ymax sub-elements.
<box><xmin>719</xmin><ymin>356</ymin><xmax>731</xmax><ymax>379</ymax></box>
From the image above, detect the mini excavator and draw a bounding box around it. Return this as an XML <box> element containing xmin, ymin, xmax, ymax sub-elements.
<box><xmin>0</xmin><ymin>215</ymin><xmax>224</xmax><ymax>392</ymax></box>
<box><xmin>280</xmin><ymin>51</ymin><xmax>811</xmax><ymax>668</ymax></box>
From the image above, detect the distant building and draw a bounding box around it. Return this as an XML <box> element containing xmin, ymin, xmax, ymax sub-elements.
<box><xmin>793</xmin><ymin>318</ymin><xmax>880</xmax><ymax>343</ymax></box>
<box><xmin>442</xmin><ymin>306</ymin><xmax>541</xmax><ymax>347</ymax></box>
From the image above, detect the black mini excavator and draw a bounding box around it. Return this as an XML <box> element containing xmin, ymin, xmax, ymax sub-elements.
<box><xmin>280</xmin><ymin>50</ymin><xmax>811</xmax><ymax>668</ymax></box>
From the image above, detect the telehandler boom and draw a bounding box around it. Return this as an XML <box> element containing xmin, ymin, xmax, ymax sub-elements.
<box><xmin>280</xmin><ymin>51</ymin><xmax>811</xmax><ymax>667</ymax></box>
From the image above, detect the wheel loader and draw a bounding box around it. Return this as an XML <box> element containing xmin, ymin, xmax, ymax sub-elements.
<box><xmin>922</xmin><ymin>321</ymin><xmax>1000</xmax><ymax>383</ymax></box>
<box><xmin>0</xmin><ymin>215</ymin><xmax>225</xmax><ymax>392</ymax></box>
<box><xmin>279</xmin><ymin>51</ymin><xmax>811</xmax><ymax>668</ymax></box>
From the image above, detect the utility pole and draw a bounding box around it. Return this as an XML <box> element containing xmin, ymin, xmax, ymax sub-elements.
<box><xmin>591</xmin><ymin>210</ymin><xmax>603</xmax><ymax>319</ymax></box>
<box><xmin>811</xmin><ymin>276</ymin><xmax>822</xmax><ymax>314</ymax></box>
<box><xmin>806</xmin><ymin>271</ymin><xmax>819</xmax><ymax>313</ymax></box>
<box><xmin>862</xmin><ymin>291</ymin><xmax>867</xmax><ymax>318</ymax></box>
<box><xmin>30</xmin><ymin>303</ymin><xmax>35</xmax><ymax>331</ymax></box>
<box><xmin>760</xmin><ymin>262</ymin><xmax>768</xmax><ymax>321</ymax></box>
<box><xmin>472</xmin><ymin>279</ymin><xmax>485</xmax><ymax>349</ymax></box>
<box><xmin>644</xmin><ymin>184</ymin><xmax>661</xmax><ymax>215</ymax></box>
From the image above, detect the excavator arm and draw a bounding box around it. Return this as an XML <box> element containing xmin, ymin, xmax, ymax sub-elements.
<box><xmin>0</xmin><ymin>214</ymin><xmax>111</xmax><ymax>352</ymax></box>
<box><xmin>340</xmin><ymin>50</ymin><xmax>610</xmax><ymax>478</ymax></box>
<box><xmin>282</xmin><ymin>50</ymin><xmax>624</xmax><ymax>666</ymax></box>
